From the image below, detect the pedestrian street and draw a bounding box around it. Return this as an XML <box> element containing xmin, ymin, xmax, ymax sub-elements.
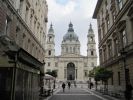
<box><xmin>47</xmin><ymin>88</ymin><xmax>109</xmax><ymax>100</ymax></box>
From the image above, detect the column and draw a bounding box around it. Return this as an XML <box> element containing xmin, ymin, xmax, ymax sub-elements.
<box><xmin>75</xmin><ymin>69</ymin><xmax>77</xmax><ymax>80</ymax></box>
<box><xmin>64</xmin><ymin>69</ymin><xmax>67</xmax><ymax>79</ymax></box>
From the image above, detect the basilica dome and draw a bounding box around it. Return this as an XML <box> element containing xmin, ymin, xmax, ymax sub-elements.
<box><xmin>63</xmin><ymin>22</ymin><xmax>79</xmax><ymax>41</ymax></box>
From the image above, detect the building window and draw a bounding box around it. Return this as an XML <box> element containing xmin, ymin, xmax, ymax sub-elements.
<box><xmin>118</xmin><ymin>72</ymin><xmax>121</xmax><ymax>85</ymax></box>
<box><xmin>105</xmin><ymin>1</ymin><xmax>108</xmax><ymax>9</ymax></box>
<box><xmin>103</xmin><ymin>47</ymin><xmax>107</xmax><ymax>61</ymax></box>
<box><xmin>108</xmin><ymin>43</ymin><xmax>112</xmax><ymax>58</ymax></box>
<box><xmin>101</xmin><ymin>9</ymin><xmax>103</xmax><ymax>18</ymax></box>
<box><xmin>19</xmin><ymin>0</ymin><xmax>24</xmax><ymax>13</ymax></box>
<box><xmin>90</xmin><ymin>37</ymin><xmax>93</xmax><ymax>42</ymax></box>
<box><xmin>25</xmin><ymin>6</ymin><xmax>29</xmax><ymax>22</ymax></box>
<box><xmin>100</xmin><ymin>50</ymin><xmax>103</xmax><ymax>64</ymax></box>
<box><xmin>49</xmin><ymin>36</ymin><xmax>52</xmax><ymax>42</ymax></box>
<box><xmin>84</xmin><ymin>63</ymin><xmax>87</xmax><ymax>67</ymax></box>
<box><xmin>121</xmin><ymin>29</ymin><xmax>127</xmax><ymax>47</ymax></box>
<box><xmin>34</xmin><ymin>20</ymin><xmax>37</xmax><ymax>33</ymax></box>
<box><xmin>15</xmin><ymin>26</ymin><xmax>20</xmax><ymax>43</ymax></box>
<box><xmin>111</xmin><ymin>73</ymin><xmax>114</xmax><ymax>85</ymax></box>
<box><xmin>28</xmin><ymin>39</ymin><xmax>31</xmax><ymax>52</ymax></box>
<box><xmin>91</xmin><ymin>62</ymin><xmax>94</xmax><ymax>67</ymax></box>
<box><xmin>98</xmin><ymin>29</ymin><xmax>102</xmax><ymax>41</ymax></box>
<box><xmin>5</xmin><ymin>16</ymin><xmax>11</xmax><ymax>35</ymax></box>
<box><xmin>114</xmin><ymin>38</ymin><xmax>119</xmax><ymax>56</ymax></box>
<box><xmin>118</xmin><ymin>0</ymin><xmax>123</xmax><ymax>10</ymax></box>
<box><xmin>106</xmin><ymin>16</ymin><xmax>110</xmax><ymax>30</ymax></box>
<box><xmin>70</xmin><ymin>47</ymin><xmax>72</xmax><ymax>53</ymax></box>
<box><xmin>102</xmin><ymin>24</ymin><xmax>105</xmax><ymax>35</ymax></box>
<box><xmin>84</xmin><ymin>71</ymin><xmax>88</xmax><ymax>77</ymax></box>
<box><xmin>91</xmin><ymin>51</ymin><xmax>94</xmax><ymax>56</ymax></box>
<box><xmin>66</xmin><ymin>47</ymin><xmax>68</xmax><ymax>53</ymax></box>
<box><xmin>73</xmin><ymin>47</ymin><xmax>75</xmax><ymax>53</ymax></box>
<box><xmin>48</xmin><ymin>62</ymin><xmax>50</xmax><ymax>66</ymax></box>
<box><xmin>55</xmin><ymin>62</ymin><xmax>58</xmax><ymax>67</ymax></box>
<box><xmin>22</xmin><ymin>33</ymin><xmax>26</xmax><ymax>48</ymax></box>
<box><xmin>30</xmin><ymin>14</ymin><xmax>33</xmax><ymax>27</ymax></box>
<box><xmin>48</xmin><ymin>50</ymin><xmax>51</xmax><ymax>55</ymax></box>
<box><xmin>112</xmin><ymin>11</ymin><xmax>116</xmax><ymax>23</ymax></box>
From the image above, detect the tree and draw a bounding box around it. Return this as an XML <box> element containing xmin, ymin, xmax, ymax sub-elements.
<box><xmin>94</xmin><ymin>67</ymin><xmax>113</xmax><ymax>91</ymax></box>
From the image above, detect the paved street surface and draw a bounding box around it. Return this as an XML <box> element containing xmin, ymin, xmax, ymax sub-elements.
<box><xmin>47</xmin><ymin>88</ymin><xmax>109</xmax><ymax>100</ymax></box>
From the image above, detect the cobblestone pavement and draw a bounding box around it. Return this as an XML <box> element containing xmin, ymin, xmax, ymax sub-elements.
<box><xmin>45</xmin><ymin>88</ymin><xmax>112</xmax><ymax>100</ymax></box>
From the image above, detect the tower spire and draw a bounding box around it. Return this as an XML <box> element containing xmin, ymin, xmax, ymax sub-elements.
<box><xmin>68</xmin><ymin>22</ymin><xmax>74</xmax><ymax>32</ymax></box>
<box><xmin>50</xmin><ymin>23</ymin><xmax>53</xmax><ymax>28</ymax></box>
<box><xmin>49</xmin><ymin>23</ymin><xmax>54</xmax><ymax>33</ymax></box>
<box><xmin>90</xmin><ymin>23</ymin><xmax>92</xmax><ymax>30</ymax></box>
<box><xmin>88</xmin><ymin>23</ymin><xmax>94</xmax><ymax>33</ymax></box>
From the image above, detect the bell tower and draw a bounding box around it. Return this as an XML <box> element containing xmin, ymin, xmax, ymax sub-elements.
<box><xmin>46</xmin><ymin>24</ymin><xmax>55</xmax><ymax>57</ymax></box>
<box><xmin>87</xmin><ymin>24</ymin><xmax>97</xmax><ymax>57</ymax></box>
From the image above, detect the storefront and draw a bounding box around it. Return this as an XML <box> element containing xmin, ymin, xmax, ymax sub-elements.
<box><xmin>0</xmin><ymin>37</ymin><xmax>43</xmax><ymax>100</ymax></box>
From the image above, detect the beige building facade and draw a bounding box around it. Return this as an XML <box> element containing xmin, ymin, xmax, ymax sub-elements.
<box><xmin>0</xmin><ymin>0</ymin><xmax>48</xmax><ymax>100</ymax></box>
<box><xmin>45</xmin><ymin>23</ymin><xmax>97</xmax><ymax>82</ymax></box>
<box><xmin>93</xmin><ymin>0</ymin><xmax>133</xmax><ymax>91</ymax></box>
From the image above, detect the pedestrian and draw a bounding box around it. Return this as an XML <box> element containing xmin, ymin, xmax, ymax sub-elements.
<box><xmin>90</xmin><ymin>82</ymin><xmax>93</xmax><ymax>89</ymax></box>
<box><xmin>62</xmin><ymin>82</ymin><xmax>66</xmax><ymax>92</ymax></box>
<box><xmin>125</xmin><ymin>82</ymin><xmax>133</xmax><ymax>100</ymax></box>
<box><xmin>74</xmin><ymin>81</ymin><xmax>77</xmax><ymax>88</ymax></box>
<box><xmin>68</xmin><ymin>82</ymin><xmax>71</xmax><ymax>89</ymax></box>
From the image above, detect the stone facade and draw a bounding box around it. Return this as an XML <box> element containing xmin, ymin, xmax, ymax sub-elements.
<box><xmin>93</xmin><ymin>0</ymin><xmax>133</xmax><ymax>91</ymax></box>
<box><xmin>45</xmin><ymin>23</ymin><xmax>97</xmax><ymax>82</ymax></box>
<box><xmin>0</xmin><ymin>0</ymin><xmax>48</xmax><ymax>100</ymax></box>
<box><xmin>0</xmin><ymin>0</ymin><xmax>48</xmax><ymax>62</ymax></box>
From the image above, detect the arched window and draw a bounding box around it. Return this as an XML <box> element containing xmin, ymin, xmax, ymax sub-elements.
<box><xmin>73</xmin><ymin>47</ymin><xmax>75</xmax><ymax>53</ymax></box>
<box><xmin>91</xmin><ymin>62</ymin><xmax>94</xmax><ymax>67</ymax></box>
<box><xmin>90</xmin><ymin>37</ymin><xmax>93</xmax><ymax>41</ymax></box>
<box><xmin>48</xmin><ymin>50</ymin><xmax>51</xmax><ymax>55</ymax></box>
<box><xmin>91</xmin><ymin>51</ymin><xmax>94</xmax><ymax>56</ymax></box>
<box><xmin>66</xmin><ymin>47</ymin><xmax>68</xmax><ymax>53</ymax></box>
<box><xmin>49</xmin><ymin>36</ymin><xmax>52</xmax><ymax>42</ymax></box>
<box><xmin>70</xmin><ymin>47</ymin><xmax>72</xmax><ymax>53</ymax></box>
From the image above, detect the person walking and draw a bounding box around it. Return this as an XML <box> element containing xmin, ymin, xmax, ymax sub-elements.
<box><xmin>68</xmin><ymin>82</ymin><xmax>71</xmax><ymax>89</ymax></box>
<box><xmin>62</xmin><ymin>82</ymin><xmax>66</xmax><ymax>92</ymax></box>
<box><xmin>90</xmin><ymin>82</ymin><xmax>93</xmax><ymax>89</ymax></box>
<box><xmin>125</xmin><ymin>82</ymin><xmax>133</xmax><ymax>100</ymax></box>
<box><xmin>74</xmin><ymin>81</ymin><xmax>77</xmax><ymax>88</ymax></box>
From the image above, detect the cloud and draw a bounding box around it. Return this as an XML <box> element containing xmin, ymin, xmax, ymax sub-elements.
<box><xmin>46</xmin><ymin>0</ymin><xmax>99</xmax><ymax>65</ymax></box>
<box><xmin>47</xmin><ymin>0</ymin><xmax>77</xmax><ymax>22</ymax></box>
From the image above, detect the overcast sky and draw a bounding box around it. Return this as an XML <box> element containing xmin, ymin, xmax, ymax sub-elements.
<box><xmin>47</xmin><ymin>0</ymin><xmax>99</xmax><ymax>65</ymax></box>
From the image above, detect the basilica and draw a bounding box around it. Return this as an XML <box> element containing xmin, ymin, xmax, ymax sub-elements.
<box><xmin>45</xmin><ymin>22</ymin><xmax>97</xmax><ymax>82</ymax></box>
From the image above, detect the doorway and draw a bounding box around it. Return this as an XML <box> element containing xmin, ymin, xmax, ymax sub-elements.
<box><xmin>67</xmin><ymin>63</ymin><xmax>75</xmax><ymax>80</ymax></box>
